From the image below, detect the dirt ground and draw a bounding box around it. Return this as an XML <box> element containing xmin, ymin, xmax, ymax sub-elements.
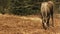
<box><xmin>0</xmin><ymin>14</ymin><xmax>60</xmax><ymax>34</ymax></box>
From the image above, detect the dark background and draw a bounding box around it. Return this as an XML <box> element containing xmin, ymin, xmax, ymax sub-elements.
<box><xmin>0</xmin><ymin>0</ymin><xmax>60</xmax><ymax>16</ymax></box>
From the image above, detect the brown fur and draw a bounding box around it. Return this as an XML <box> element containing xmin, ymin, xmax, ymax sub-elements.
<box><xmin>41</xmin><ymin>1</ymin><xmax>54</xmax><ymax>30</ymax></box>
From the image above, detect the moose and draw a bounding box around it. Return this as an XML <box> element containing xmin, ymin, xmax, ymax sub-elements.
<box><xmin>40</xmin><ymin>1</ymin><xmax>54</xmax><ymax>29</ymax></box>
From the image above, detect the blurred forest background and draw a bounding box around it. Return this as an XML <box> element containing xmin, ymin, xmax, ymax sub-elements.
<box><xmin>0</xmin><ymin>0</ymin><xmax>60</xmax><ymax>16</ymax></box>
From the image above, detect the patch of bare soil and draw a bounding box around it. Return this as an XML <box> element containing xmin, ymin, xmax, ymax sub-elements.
<box><xmin>0</xmin><ymin>14</ymin><xmax>60</xmax><ymax>34</ymax></box>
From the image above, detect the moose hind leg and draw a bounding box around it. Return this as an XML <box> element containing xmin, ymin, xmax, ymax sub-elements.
<box><xmin>51</xmin><ymin>12</ymin><xmax>54</xmax><ymax>27</ymax></box>
<box><xmin>51</xmin><ymin>14</ymin><xmax>54</xmax><ymax>27</ymax></box>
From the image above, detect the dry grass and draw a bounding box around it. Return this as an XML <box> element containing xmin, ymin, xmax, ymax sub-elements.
<box><xmin>0</xmin><ymin>14</ymin><xmax>60</xmax><ymax>34</ymax></box>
